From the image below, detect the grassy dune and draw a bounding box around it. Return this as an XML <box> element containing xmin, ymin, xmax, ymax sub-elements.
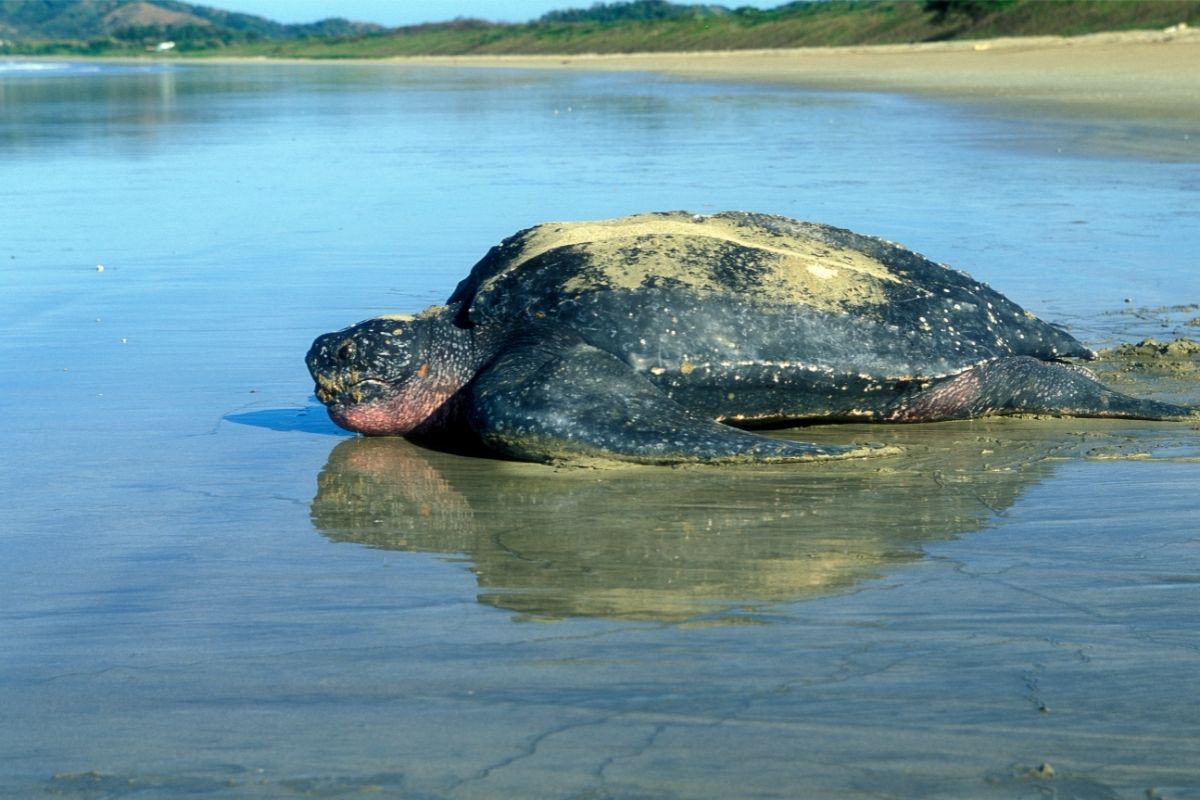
<box><xmin>212</xmin><ymin>0</ymin><xmax>1200</xmax><ymax>58</ymax></box>
<box><xmin>5</xmin><ymin>0</ymin><xmax>1198</xmax><ymax>58</ymax></box>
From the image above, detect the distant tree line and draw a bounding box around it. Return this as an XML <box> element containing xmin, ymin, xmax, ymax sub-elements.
<box><xmin>539</xmin><ymin>0</ymin><xmax>729</xmax><ymax>23</ymax></box>
<box><xmin>109</xmin><ymin>24</ymin><xmax>245</xmax><ymax>48</ymax></box>
<box><xmin>538</xmin><ymin>0</ymin><xmax>1020</xmax><ymax>26</ymax></box>
<box><xmin>923</xmin><ymin>0</ymin><xmax>1015</xmax><ymax>23</ymax></box>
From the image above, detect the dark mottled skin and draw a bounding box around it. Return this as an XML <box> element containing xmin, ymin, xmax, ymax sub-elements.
<box><xmin>307</xmin><ymin>212</ymin><xmax>1194</xmax><ymax>464</ymax></box>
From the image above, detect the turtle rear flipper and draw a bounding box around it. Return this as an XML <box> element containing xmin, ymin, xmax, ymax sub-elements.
<box><xmin>887</xmin><ymin>356</ymin><xmax>1196</xmax><ymax>422</ymax></box>
<box><xmin>468</xmin><ymin>328</ymin><xmax>874</xmax><ymax>465</ymax></box>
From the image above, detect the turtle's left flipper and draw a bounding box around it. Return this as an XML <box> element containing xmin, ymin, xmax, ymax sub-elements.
<box><xmin>468</xmin><ymin>329</ymin><xmax>872</xmax><ymax>465</ymax></box>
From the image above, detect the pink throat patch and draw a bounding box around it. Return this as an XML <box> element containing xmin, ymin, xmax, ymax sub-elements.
<box><xmin>327</xmin><ymin>378</ymin><xmax>458</xmax><ymax>436</ymax></box>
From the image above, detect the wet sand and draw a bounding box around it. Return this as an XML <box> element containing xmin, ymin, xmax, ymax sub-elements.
<box><xmin>4</xmin><ymin>56</ymin><xmax>1200</xmax><ymax>799</ymax></box>
<box><xmin>393</xmin><ymin>27</ymin><xmax>1200</xmax><ymax>120</ymax></box>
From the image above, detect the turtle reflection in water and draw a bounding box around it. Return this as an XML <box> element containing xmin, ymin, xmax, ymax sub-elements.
<box><xmin>307</xmin><ymin>212</ymin><xmax>1194</xmax><ymax>464</ymax></box>
<box><xmin>310</xmin><ymin>424</ymin><xmax>1085</xmax><ymax>620</ymax></box>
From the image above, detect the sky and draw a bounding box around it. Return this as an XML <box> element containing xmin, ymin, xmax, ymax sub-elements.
<box><xmin>207</xmin><ymin>1</ymin><xmax>776</xmax><ymax>27</ymax></box>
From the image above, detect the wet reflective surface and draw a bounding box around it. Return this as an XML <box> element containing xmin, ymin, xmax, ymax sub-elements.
<box><xmin>310</xmin><ymin>422</ymin><xmax>1070</xmax><ymax>621</ymax></box>
<box><xmin>2</xmin><ymin>60</ymin><xmax>1199</xmax><ymax>798</ymax></box>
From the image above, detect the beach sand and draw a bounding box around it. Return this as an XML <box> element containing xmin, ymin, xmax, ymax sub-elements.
<box><xmin>392</xmin><ymin>27</ymin><xmax>1200</xmax><ymax>120</ymax></box>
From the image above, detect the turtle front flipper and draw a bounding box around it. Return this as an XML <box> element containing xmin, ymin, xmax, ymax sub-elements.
<box><xmin>468</xmin><ymin>327</ymin><xmax>874</xmax><ymax>465</ymax></box>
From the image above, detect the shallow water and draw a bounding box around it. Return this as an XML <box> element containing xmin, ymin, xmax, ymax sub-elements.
<box><xmin>2</xmin><ymin>60</ymin><xmax>1199</xmax><ymax>798</ymax></box>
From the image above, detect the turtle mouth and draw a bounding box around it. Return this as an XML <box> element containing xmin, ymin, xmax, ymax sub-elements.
<box><xmin>314</xmin><ymin>376</ymin><xmax>390</xmax><ymax>408</ymax></box>
<box><xmin>312</xmin><ymin>374</ymin><xmax>448</xmax><ymax>437</ymax></box>
<box><xmin>317</xmin><ymin>379</ymin><xmax>414</xmax><ymax>436</ymax></box>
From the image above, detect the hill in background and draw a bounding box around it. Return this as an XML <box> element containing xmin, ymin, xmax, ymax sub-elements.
<box><xmin>0</xmin><ymin>0</ymin><xmax>381</xmax><ymax>51</ymax></box>
<box><xmin>1</xmin><ymin>0</ymin><xmax>1197</xmax><ymax>56</ymax></box>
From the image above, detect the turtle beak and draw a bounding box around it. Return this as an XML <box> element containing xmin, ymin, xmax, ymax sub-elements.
<box><xmin>307</xmin><ymin>331</ymin><xmax>346</xmax><ymax>375</ymax></box>
<box><xmin>307</xmin><ymin>331</ymin><xmax>358</xmax><ymax>405</ymax></box>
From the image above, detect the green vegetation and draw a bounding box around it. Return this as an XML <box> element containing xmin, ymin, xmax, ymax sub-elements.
<box><xmin>223</xmin><ymin>0</ymin><xmax>1199</xmax><ymax>58</ymax></box>
<box><xmin>0</xmin><ymin>0</ymin><xmax>381</xmax><ymax>54</ymax></box>
<box><xmin>1</xmin><ymin>0</ymin><xmax>1197</xmax><ymax>58</ymax></box>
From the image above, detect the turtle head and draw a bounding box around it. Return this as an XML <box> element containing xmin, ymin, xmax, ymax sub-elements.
<box><xmin>306</xmin><ymin>310</ymin><xmax>475</xmax><ymax>436</ymax></box>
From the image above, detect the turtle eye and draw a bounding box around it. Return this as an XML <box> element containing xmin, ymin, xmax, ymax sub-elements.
<box><xmin>336</xmin><ymin>340</ymin><xmax>355</xmax><ymax>362</ymax></box>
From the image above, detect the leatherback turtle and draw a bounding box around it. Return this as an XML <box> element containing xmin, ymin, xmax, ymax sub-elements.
<box><xmin>306</xmin><ymin>211</ymin><xmax>1193</xmax><ymax>463</ymax></box>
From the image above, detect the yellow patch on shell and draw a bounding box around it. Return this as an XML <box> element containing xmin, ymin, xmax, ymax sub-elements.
<box><xmin>805</xmin><ymin>264</ymin><xmax>838</xmax><ymax>280</ymax></box>
<box><xmin>479</xmin><ymin>212</ymin><xmax>906</xmax><ymax>314</ymax></box>
<box><xmin>373</xmin><ymin>305</ymin><xmax>449</xmax><ymax>324</ymax></box>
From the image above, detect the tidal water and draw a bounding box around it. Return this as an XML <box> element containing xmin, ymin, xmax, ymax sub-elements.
<box><xmin>2</xmin><ymin>59</ymin><xmax>1199</xmax><ymax>798</ymax></box>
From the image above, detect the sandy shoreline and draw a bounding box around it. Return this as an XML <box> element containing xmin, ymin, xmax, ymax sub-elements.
<box><xmin>383</xmin><ymin>27</ymin><xmax>1200</xmax><ymax>121</ymax></box>
<box><xmin>75</xmin><ymin>27</ymin><xmax>1200</xmax><ymax>121</ymax></box>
